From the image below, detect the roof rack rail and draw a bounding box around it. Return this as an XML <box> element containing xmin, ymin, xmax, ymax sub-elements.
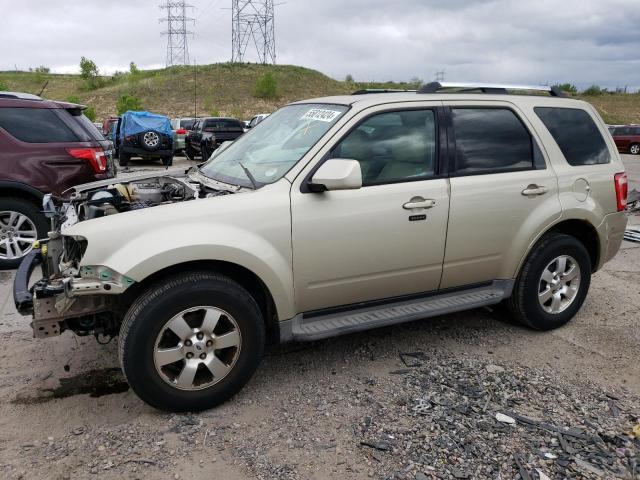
<box><xmin>352</xmin><ymin>88</ymin><xmax>418</xmax><ymax>95</ymax></box>
<box><xmin>0</xmin><ymin>91</ymin><xmax>43</xmax><ymax>100</ymax></box>
<box><xmin>417</xmin><ymin>82</ymin><xmax>567</xmax><ymax>98</ymax></box>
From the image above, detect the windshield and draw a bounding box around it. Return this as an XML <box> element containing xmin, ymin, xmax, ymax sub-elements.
<box><xmin>198</xmin><ymin>103</ymin><xmax>349</xmax><ymax>188</ymax></box>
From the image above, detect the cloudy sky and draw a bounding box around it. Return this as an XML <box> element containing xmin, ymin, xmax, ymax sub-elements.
<box><xmin>2</xmin><ymin>0</ymin><xmax>639</xmax><ymax>89</ymax></box>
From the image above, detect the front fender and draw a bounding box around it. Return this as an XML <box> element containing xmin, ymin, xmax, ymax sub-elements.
<box><xmin>83</xmin><ymin>222</ymin><xmax>295</xmax><ymax>320</ymax></box>
<box><xmin>65</xmin><ymin>181</ymin><xmax>295</xmax><ymax>319</ymax></box>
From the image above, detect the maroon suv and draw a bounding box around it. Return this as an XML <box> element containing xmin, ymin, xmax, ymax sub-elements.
<box><xmin>611</xmin><ymin>125</ymin><xmax>640</xmax><ymax>155</ymax></box>
<box><xmin>0</xmin><ymin>92</ymin><xmax>116</xmax><ymax>268</ymax></box>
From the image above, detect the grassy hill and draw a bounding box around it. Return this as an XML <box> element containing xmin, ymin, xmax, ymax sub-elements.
<box><xmin>1</xmin><ymin>64</ymin><xmax>639</xmax><ymax>124</ymax></box>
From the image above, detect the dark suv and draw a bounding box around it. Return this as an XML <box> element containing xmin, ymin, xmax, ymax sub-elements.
<box><xmin>0</xmin><ymin>92</ymin><xmax>115</xmax><ymax>268</ymax></box>
<box><xmin>611</xmin><ymin>125</ymin><xmax>640</xmax><ymax>155</ymax></box>
<box><xmin>185</xmin><ymin>117</ymin><xmax>244</xmax><ymax>159</ymax></box>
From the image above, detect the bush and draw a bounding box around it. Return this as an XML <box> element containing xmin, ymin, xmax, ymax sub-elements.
<box><xmin>0</xmin><ymin>79</ymin><xmax>7</xmax><ymax>91</ymax></box>
<box><xmin>80</xmin><ymin>56</ymin><xmax>104</xmax><ymax>90</ymax></box>
<box><xmin>34</xmin><ymin>66</ymin><xmax>50</xmax><ymax>74</ymax></box>
<box><xmin>582</xmin><ymin>84</ymin><xmax>606</xmax><ymax>96</ymax></box>
<box><xmin>253</xmin><ymin>72</ymin><xmax>277</xmax><ymax>99</ymax></box>
<box><xmin>553</xmin><ymin>83</ymin><xmax>577</xmax><ymax>94</ymax></box>
<box><xmin>116</xmin><ymin>94</ymin><xmax>143</xmax><ymax>115</ymax></box>
<box><xmin>65</xmin><ymin>95</ymin><xmax>81</xmax><ymax>104</ymax></box>
<box><xmin>129</xmin><ymin>62</ymin><xmax>139</xmax><ymax>76</ymax></box>
<box><xmin>84</xmin><ymin>106</ymin><xmax>97</xmax><ymax>122</ymax></box>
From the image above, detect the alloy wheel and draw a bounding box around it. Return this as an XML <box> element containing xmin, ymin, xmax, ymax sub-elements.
<box><xmin>143</xmin><ymin>131</ymin><xmax>160</xmax><ymax>148</ymax></box>
<box><xmin>153</xmin><ymin>306</ymin><xmax>242</xmax><ymax>391</ymax></box>
<box><xmin>631</xmin><ymin>144</ymin><xmax>640</xmax><ymax>155</ymax></box>
<box><xmin>538</xmin><ymin>255</ymin><xmax>581</xmax><ymax>314</ymax></box>
<box><xmin>0</xmin><ymin>211</ymin><xmax>38</xmax><ymax>260</ymax></box>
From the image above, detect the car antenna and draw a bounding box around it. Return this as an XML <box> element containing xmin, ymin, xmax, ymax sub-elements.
<box><xmin>38</xmin><ymin>79</ymin><xmax>49</xmax><ymax>97</ymax></box>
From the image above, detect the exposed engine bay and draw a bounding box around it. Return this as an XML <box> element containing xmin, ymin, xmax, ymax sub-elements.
<box><xmin>17</xmin><ymin>169</ymin><xmax>245</xmax><ymax>341</ymax></box>
<box><xmin>54</xmin><ymin>169</ymin><xmax>239</xmax><ymax>230</ymax></box>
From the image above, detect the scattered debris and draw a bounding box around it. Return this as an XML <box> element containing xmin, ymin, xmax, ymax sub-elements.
<box><xmin>360</xmin><ymin>440</ymin><xmax>391</xmax><ymax>452</ymax></box>
<box><xmin>496</xmin><ymin>412</ymin><xmax>516</xmax><ymax>424</ymax></box>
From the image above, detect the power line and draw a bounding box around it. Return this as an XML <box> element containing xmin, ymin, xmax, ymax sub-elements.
<box><xmin>231</xmin><ymin>0</ymin><xmax>276</xmax><ymax>64</ymax></box>
<box><xmin>160</xmin><ymin>1</ymin><xmax>195</xmax><ymax>67</ymax></box>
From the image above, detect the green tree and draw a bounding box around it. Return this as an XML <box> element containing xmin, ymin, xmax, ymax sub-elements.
<box><xmin>129</xmin><ymin>62</ymin><xmax>139</xmax><ymax>76</ymax></box>
<box><xmin>253</xmin><ymin>72</ymin><xmax>278</xmax><ymax>99</ymax></box>
<box><xmin>34</xmin><ymin>66</ymin><xmax>50</xmax><ymax>74</ymax></box>
<box><xmin>79</xmin><ymin>56</ymin><xmax>103</xmax><ymax>90</ymax></box>
<box><xmin>116</xmin><ymin>94</ymin><xmax>143</xmax><ymax>115</ymax></box>
<box><xmin>84</xmin><ymin>106</ymin><xmax>97</xmax><ymax>122</ymax></box>
<box><xmin>345</xmin><ymin>74</ymin><xmax>354</xmax><ymax>83</ymax></box>
<box><xmin>0</xmin><ymin>79</ymin><xmax>8</xmax><ymax>91</ymax></box>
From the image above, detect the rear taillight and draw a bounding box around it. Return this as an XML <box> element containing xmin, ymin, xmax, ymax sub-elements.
<box><xmin>66</xmin><ymin>147</ymin><xmax>107</xmax><ymax>173</ymax></box>
<box><xmin>614</xmin><ymin>172</ymin><xmax>628</xmax><ymax>212</ymax></box>
<box><xmin>176</xmin><ymin>128</ymin><xmax>187</xmax><ymax>134</ymax></box>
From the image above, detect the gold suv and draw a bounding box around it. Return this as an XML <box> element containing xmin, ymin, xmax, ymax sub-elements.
<box><xmin>14</xmin><ymin>82</ymin><xmax>628</xmax><ymax>411</ymax></box>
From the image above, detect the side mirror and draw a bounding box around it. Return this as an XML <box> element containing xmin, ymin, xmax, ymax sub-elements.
<box><xmin>308</xmin><ymin>159</ymin><xmax>362</xmax><ymax>192</ymax></box>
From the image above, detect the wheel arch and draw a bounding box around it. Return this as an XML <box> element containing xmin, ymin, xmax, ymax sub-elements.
<box><xmin>122</xmin><ymin>260</ymin><xmax>281</xmax><ymax>343</ymax></box>
<box><xmin>516</xmin><ymin>218</ymin><xmax>600</xmax><ymax>278</ymax></box>
<box><xmin>0</xmin><ymin>181</ymin><xmax>45</xmax><ymax>204</ymax></box>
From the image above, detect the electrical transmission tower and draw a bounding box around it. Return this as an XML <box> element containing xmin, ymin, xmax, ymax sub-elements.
<box><xmin>160</xmin><ymin>1</ymin><xmax>195</xmax><ymax>67</ymax></box>
<box><xmin>231</xmin><ymin>0</ymin><xmax>276</xmax><ymax>64</ymax></box>
<box><xmin>434</xmin><ymin>70</ymin><xmax>446</xmax><ymax>82</ymax></box>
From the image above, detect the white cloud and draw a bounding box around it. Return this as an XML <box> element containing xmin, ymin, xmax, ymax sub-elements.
<box><xmin>1</xmin><ymin>0</ymin><xmax>638</xmax><ymax>89</ymax></box>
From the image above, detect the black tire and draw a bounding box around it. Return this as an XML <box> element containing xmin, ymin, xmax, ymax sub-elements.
<box><xmin>200</xmin><ymin>142</ymin><xmax>210</xmax><ymax>160</ymax></box>
<box><xmin>630</xmin><ymin>143</ymin><xmax>640</xmax><ymax>155</ymax></box>
<box><xmin>119</xmin><ymin>152</ymin><xmax>130</xmax><ymax>167</ymax></box>
<box><xmin>0</xmin><ymin>197</ymin><xmax>49</xmax><ymax>269</ymax></box>
<box><xmin>185</xmin><ymin>143</ymin><xmax>197</xmax><ymax>160</ymax></box>
<box><xmin>119</xmin><ymin>272</ymin><xmax>265</xmax><ymax>411</ymax></box>
<box><xmin>507</xmin><ymin>233</ymin><xmax>591</xmax><ymax>331</ymax></box>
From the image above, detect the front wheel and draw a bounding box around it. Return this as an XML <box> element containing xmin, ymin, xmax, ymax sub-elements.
<box><xmin>630</xmin><ymin>143</ymin><xmax>640</xmax><ymax>155</ymax></box>
<box><xmin>507</xmin><ymin>233</ymin><xmax>591</xmax><ymax>330</ymax></box>
<box><xmin>119</xmin><ymin>272</ymin><xmax>265</xmax><ymax>411</ymax></box>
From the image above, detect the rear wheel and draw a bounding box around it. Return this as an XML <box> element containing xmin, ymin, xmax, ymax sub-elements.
<box><xmin>119</xmin><ymin>152</ymin><xmax>131</xmax><ymax>167</ymax></box>
<box><xmin>162</xmin><ymin>154</ymin><xmax>174</xmax><ymax>167</ymax></box>
<box><xmin>508</xmin><ymin>233</ymin><xmax>591</xmax><ymax>330</ymax></box>
<box><xmin>119</xmin><ymin>272</ymin><xmax>265</xmax><ymax>411</ymax></box>
<box><xmin>0</xmin><ymin>198</ymin><xmax>48</xmax><ymax>269</ymax></box>
<box><xmin>139</xmin><ymin>131</ymin><xmax>161</xmax><ymax>151</ymax></box>
<box><xmin>630</xmin><ymin>143</ymin><xmax>640</xmax><ymax>155</ymax></box>
<box><xmin>185</xmin><ymin>143</ymin><xmax>196</xmax><ymax>160</ymax></box>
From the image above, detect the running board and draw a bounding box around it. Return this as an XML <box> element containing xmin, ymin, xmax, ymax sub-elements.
<box><xmin>280</xmin><ymin>280</ymin><xmax>514</xmax><ymax>342</ymax></box>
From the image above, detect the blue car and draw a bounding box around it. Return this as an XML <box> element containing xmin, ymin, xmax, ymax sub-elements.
<box><xmin>115</xmin><ymin>111</ymin><xmax>174</xmax><ymax>167</ymax></box>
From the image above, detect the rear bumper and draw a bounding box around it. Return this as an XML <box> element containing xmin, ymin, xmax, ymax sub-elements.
<box><xmin>121</xmin><ymin>146</ymin><xmax>174</xmax><ymax>157</ymax></box>
<box><xmin>596</xmin><ymin>211</ymin><xmax>628</xmax><ymax>269</ymax></box>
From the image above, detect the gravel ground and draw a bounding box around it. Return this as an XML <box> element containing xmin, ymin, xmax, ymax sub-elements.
<box><xmin>0</xmin><ymin>155</ymin><xmax>638</xmax><ymax>480</ymax></box>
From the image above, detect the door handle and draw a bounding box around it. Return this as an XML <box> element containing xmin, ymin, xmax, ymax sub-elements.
<box><xmin>521</xmin><ymin>184</ymin><xmax>548</xmax><ymax>197</ymax></box>
<box><xmin>403</xmin><ymin>197</ymin><xmax>437</xmax><ymax>210</ymax></box>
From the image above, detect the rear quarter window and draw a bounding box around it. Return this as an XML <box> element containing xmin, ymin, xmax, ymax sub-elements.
<box><xmin>535</xmin><ymin>107</ymin><xmax>610</xmax><ymax>166</ymax></box>
<box><xmin>0</xmin><ymin>107</ymin><xmax>79</xmax><ymax>143</ymax></box>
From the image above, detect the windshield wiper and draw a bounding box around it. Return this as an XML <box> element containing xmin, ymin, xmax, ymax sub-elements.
<box><xmin>238</xmin><ymin>162</ymin><xmax>258</xmax><ymax>189</ymax></box>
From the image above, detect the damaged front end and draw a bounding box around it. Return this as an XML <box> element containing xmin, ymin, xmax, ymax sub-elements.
<box><xmin>13</xmin><ymin>169</ymin><xmax>232</xmax><ymax>341</ymax></box>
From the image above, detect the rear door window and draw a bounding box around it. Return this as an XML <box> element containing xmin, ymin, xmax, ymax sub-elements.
<box><xmin>535</xmin><ymin>107</ymin><xmax>610</xmax><ymax>165</ymax></box>
<box><xmin>0</xmin><ymin>107</ymin><xmax>79</xmax><ymax>143</ymax></box>
<box><xmin>451</xmin><ymin>108</ymin><xmax>534</xmax><ymax>174</ymax></box>
<box><xmin>203</xmin><ymin>119</ymin><xmax>244</xmax><ymax>131</ymax></box>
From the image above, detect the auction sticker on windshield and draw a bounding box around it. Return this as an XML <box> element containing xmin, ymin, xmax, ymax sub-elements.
<box><xmin>301</xmin><ymin>108</ymin><xmax>343</xmax><ymax>122</ymax></box>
